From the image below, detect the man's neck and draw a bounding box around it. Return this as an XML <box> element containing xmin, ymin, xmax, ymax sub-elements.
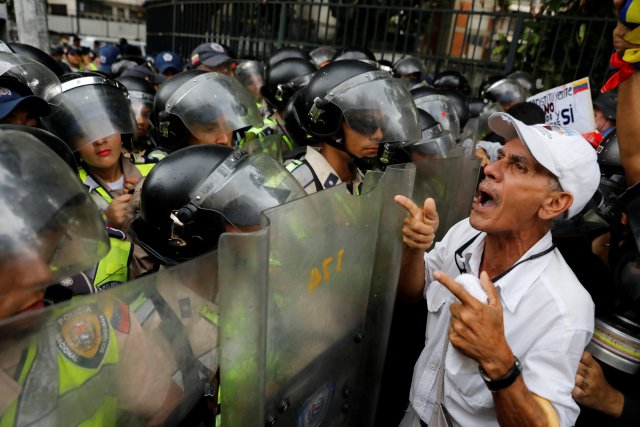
<box><xmin>321</xmin><ymin>142</ymin><xmax>352</xmax><ymax>183</ymax></box>
<box><xmin>480</xmin><ymin>227</ymin><xmax>549</xmax><ymax>279</ymax></box>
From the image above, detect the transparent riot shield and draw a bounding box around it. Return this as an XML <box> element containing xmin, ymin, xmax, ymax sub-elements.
<box><xmin>0</xmin><ymin>249</ymin><xmax>225</xmax><ymax>427</ymax></box>
<box><xmin>241</xmin><ymin>133</ymin><xmax>284</xmax><ymax>163</ymax></box>
<box><xmin>218</xmin><ymin>163</ymin><xmax>414</xmax><ymax>426</ymax></box>
<box><xmin>411</xmin><ymin>155</ymin><xmax>481</xmax><ymax>242</ymax></box>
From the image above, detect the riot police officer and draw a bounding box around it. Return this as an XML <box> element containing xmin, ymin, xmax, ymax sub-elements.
<box><xmin>288</xmin><ymin>59</ymin><xmax>421</xmax><ymax>194</ymax></box>
<box><xmin>154</xmin><ymin>71</ymin><xmax>262</xmax><ymax>151</ymax></box>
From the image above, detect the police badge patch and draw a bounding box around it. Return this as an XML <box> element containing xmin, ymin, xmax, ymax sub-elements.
<box><xmin>55</xmin><ymin>304</ymin><xmax>110</xmax><ymax>369</ymax></box>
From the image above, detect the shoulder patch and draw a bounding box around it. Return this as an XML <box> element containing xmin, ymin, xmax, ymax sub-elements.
<box><xmin>55</xmin><ymin>304</ymin><xmax>110</xmax><ymax>368</ymax></box>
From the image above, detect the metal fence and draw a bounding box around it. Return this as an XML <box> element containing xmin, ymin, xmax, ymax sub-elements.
<box><xmin>145</xmin><ymin>0</ymin><xmax>616</xmax><ymax>91</ymax></box>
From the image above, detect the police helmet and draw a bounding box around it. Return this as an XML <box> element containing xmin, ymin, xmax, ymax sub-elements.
<box><xmin>411</xmin><ymin>85</ymin><xmax>461</xmax><ymax>139</ymax></box>
<box><xmin>437</xmin><ymin>88</ymin><xmax>469</xmax><ymax>129</ymax></box>
<box><xmin>235</xmin><ymin>59</ymin><xmax>265</xmax><ymax>98</ymax></box>
<box><xmin>393</xmin><ymin>56</ymin><xmax>427</xmax><ymax>79</ymax></box>
<box><xmin>482</xmin><ymin>78</ymin><xmax>529</xmax><ymax>106</ymax></box>
<box><xmin>152</xmin><ymin>69</ymin><xmax>207</xmax><ymax>150</ymax></box>
<box><xmin>332</xmin><ymin>47</ymin><xmax>377</xmax><ymax>66</ymax></box>
<box><xmin>267</xmin><ymin>46</ymin><xmax>311</xmax><ymax>68</ymax></box>
<box><xmin>597</xmin><ymin>129</ymin><xmax>622</xmax><ymax>177</ymax></box>
<box><xmin>0</xmin><ymin>124</ymin><xmax>76</xmax><ymax>171</ymax></box>
<box><xmin>7</xmin><ymin>42</ymin><xmax>65</xmax><ymax>77</ymax></box>
<box><xmin>478</xmin><ymin>75</ymin><xmax>505</xmax><ymax>98</ymax></box>
<box><xmin>507</xmin><ymin>71</ymin><xmax>539</xmax><ymax>93</ymax></box>
<box><xmin>400</xmin><ymin>108</ymin><xmax>456</xmax><ymax>158</ymax></box>
<box><xmin>0</xmin><ymin>129</ymin><xmax>108</xmax><ymax>292</ymax></box>
<box><xmin>468</xmin><ymin>97</ymin><xmax>486</xmax><ymax>119</ymax></box>
<box><xmin>262</xmin><ymin>58</ymin><xmax>316</xmax><ymax>112</ymax></box>
<box><xmin>42</xmin><ymin>72</ymin><xmax>136</xmax><ymax>151</ymax></box>
<box><xmin>295</xmin><ymin>59</ymin><xmax>421</xmax><ymax>151</ymax></box>
<box><xmin>593</xmin><ymin>92</ymin><xmax>617</xmax><ymax>121</ymax></box>
<box><xmin>131</xmin><ymin>146</ymin><xmax>305</xmax><ymax>265</ymax></box>
<box><xmin>309</xmin><ymin>46</ymin><xmax>336</xmax><ymax>68</ymax></box>
<box><xmin>433</xmin><ymin>70</ymin><xmax>471</xmax><ymax>96</ymax></box>
<box><xmin>283</xmin><ymin>90</ymin><xmax>313</xmax><ymax>147</ymax></box>
<box><xmin>155</xmin><ymin>72</ymin><xmax>262</xmax><ymax>152</ymax></box>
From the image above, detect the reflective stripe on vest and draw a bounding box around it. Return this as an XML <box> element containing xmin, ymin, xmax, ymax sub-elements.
<box><xmin>93</xmin><ymin>237</ymin><xmax>133</xmax><ymax>289</ymax></box>
<box><xmin>78</xmin><ymin>163</ymin><xmax>154</xmax><ymax>205</ymax></box>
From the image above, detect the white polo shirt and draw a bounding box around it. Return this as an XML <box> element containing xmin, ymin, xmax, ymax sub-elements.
<box><xmin>408</xmin><ymin>218</ymin><xmax>594</xmax><ymax>427</ymax></box>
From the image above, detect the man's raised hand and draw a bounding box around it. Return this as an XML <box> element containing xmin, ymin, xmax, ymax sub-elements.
<box><xmin>394</xmin><ymin>196</ymin><xmax>439</xmax><ymax>251</ymax></box>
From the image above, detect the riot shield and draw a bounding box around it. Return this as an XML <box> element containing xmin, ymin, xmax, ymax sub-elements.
<box><xmin>411</xmin><ymin>155</ymin><xmax>481</xmax><ymax>242</ymax></box>
<box><xmin>0</xmin><ymin>249</ymin><xmax>224</xmax><ymax>427</ymax></box>
<box><xmin>217</xmin><ymin>163</ymin><xmax>415</xmax><ymax>426</ymax></box>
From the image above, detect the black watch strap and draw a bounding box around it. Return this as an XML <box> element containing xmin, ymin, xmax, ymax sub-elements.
<box><xmin>479</xmin><ymin>357</ymin><xmax>522</xmax><ymax>392</ymax></box>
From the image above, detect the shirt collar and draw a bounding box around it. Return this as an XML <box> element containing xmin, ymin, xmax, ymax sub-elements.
<box><xmin>461</xmin><ymin>231</ymin><xmax>555</xmax><ymax>313</ymax></box>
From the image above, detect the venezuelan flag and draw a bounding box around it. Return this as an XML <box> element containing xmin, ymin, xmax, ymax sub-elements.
<box><xmin>573</xmin><ymin>78</ymin><xmax>589</xmax><ymax>95</ymax></box>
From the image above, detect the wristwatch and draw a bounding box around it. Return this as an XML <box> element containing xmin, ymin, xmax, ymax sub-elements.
<box><xmin>479</xmin><ymin>357</ymin><xmax>522</xmax><ymax>392</ymax></box>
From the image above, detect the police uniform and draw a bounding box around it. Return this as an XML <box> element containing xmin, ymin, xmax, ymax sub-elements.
<box><xmin>78</xmin><ymin>157</ymin><xmax>157</xmax><ymax>282</ymax></box>
<box><xmin>0</xmin><ymin>297</ymin><xmax>173</xmax><ymax>426</ymax></box>
<box><xmin>285</xmin><ymin>146</ymin><xmax>364</xmax><ymax>195</ymax></box>
<box><xmin>242</xmin><ymin>113</ymin><xmax>294</xmax><ymax>155</ymax></box>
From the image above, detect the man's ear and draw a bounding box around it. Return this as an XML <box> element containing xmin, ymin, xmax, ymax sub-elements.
<box><xmin>539</xmin><ymin>191</ymin><xmax>573</xmax><ymax>220</ymax></box>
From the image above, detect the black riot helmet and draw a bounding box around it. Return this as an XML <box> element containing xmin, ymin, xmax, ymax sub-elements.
<box><xmin>0</xmin><ymin>124</ymin><xmax>76</xmax><ymax>171</ymax></box>
<box><xmin>597</xmin><ymin>130</ymin><xmax>622</xmax><ymax>177</ymax></box>
<box><xmin>482</xmin><ymin>78</ymin><xmax>529</xmax><ymax>107</ymax></box>
<box><xmin>393</xmin><ymin>55</ymin><xmax>427</xmax><ymax>80</ymax></box>
<box><xmin>411</xmin><ymin>84</ymin><xmax>461</xmax><ymax>139</ymax></box>
<box><xmin>155</xmin><ymin>72</ymin><xmax>262</xmax><ymax>152</ymax></box>
<box><xmin>42</xmin><ymin>72</ymin><xmax>136</xmax><ymax>151</ymax></box>
<box><xmin>399</xmin><ymin>108</ymin><xmax>456</xmax><ymax>159</ymax></box>
<box><xmin>267</xmin><ymin>46</ymin><xmax>311</xmax><ymax>69</ymax></box>
<box><xmin>593</xmin><ymin>92</ymin><xmax>617</xmax><ymax>121</ymax></box>
<box><xmin>7</xmin><ymin>42</ymin><xmax>65</xmax><ymax>77</ymax></box>
<box><xmin>283</xmin><ymin>90</ymin><xmax>313</xmax><ymax>147</ymax></box>
<box><xmin>507</xmin><ymin>71</ymin><xmax>539</xmax><ymax>93</ymax></box>
<box><xmin>131</xmin><ymin>145</ymin><xmax>305</xmax><ymax>265</ymax></box>
<box><xmin>153</xmin><ymin>69</ymin><xmax>205</xmax><ymax>128</ymax></box>
<box><xmin>437</xmin><ymin>88</ymin><xmax>469</xmax><ymax>129</ymax></box>
<box><xmin>478</xmin><ymin>75</ymin><xmax>505</xmax><ymax>98</ymax></box>
<box><xmin>433</xmin><ymin>70</ymin><xmax>471</xmax><ymax>96</ymax></box>
<box><xmin>309</xmin><ymin>46</ymin><xmax>336</xmax><ymax>68</ymax></box>
<box><xmin>262</xmin><ymin>58</ymin><xmax>316</xmax><ymax>112</ymax></box>
<box><xmin>294</xmin><ymin>59</ymin><xmax>421</xmax><ymax>153</ymax></box>
<box><xmin>117</xmin><ymin>75</ymin><xmax>156</xmax><ymax>140</ymax></box>
<box><xmin>332</xmin><ymin>47</ymin><xmax>377</xmax><ymax>66</ymax></box>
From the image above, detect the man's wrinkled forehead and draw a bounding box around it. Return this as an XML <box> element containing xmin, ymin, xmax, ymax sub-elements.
<box><xmin>501</xmin><ymin>137</ymin><xmax>549</xmax><ymax>175</ymax></box>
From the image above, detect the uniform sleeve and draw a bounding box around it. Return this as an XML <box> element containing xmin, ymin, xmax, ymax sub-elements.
<box><xmin>115</xmin><ymin>312</ymin><xmax>174</xmax><ymax>416</ymax></box>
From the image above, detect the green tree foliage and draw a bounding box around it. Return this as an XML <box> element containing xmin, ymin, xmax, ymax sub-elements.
<box><xmin>493</xmin><ymin>0</ymin><xmax>618</xmax><ymax>88</ymax></box>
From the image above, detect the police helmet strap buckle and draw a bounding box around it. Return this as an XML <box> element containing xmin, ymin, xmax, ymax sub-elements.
<box><xmin>275</xmin><ymin>84</ymin><xmax>285</xmax><ymax>102</ymax></box>
<box><xmin>168</xmin><ymin>211</ymin><xmax>188</xmax><ymax>247</ymax></box>
<box><xmin>309</xmin><ymin>97</ymin><xmax>326</xmax><ymax>124</ymax></box>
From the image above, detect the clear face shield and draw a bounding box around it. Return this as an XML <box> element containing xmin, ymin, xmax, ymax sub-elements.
<box><xmin>235</xmin><ymin>60</ymin><xmax>265</xmax><ymax>99</ymax></box>
<box><xmin>166</xmin><ymin>73</ymin><xmax>262</xmax><ymax>144</ymax></box>
<box><xmin>42</xmin><ymin>77</ymin><xmax>136</xmax><ymax>151</ymax></box>
<box><xmin>0</xmin><ymin>52</ymin><xmax>62</xmax><ymax>104</ymax></box>
<box><xmin>325</xmin><ymin>70</ymin><xmax>422</xmax><ymax>144</ymax></box>
<box><xmin>129</xmin><ymin>91</ymin><xmax>154</xmax><ymax>138</ymax></box>
<box><xmin>400</xmin><ymin>123</ymin><xmax>456</xmax><ymax>160</ymax></box>
<box><xmin>413</xmin><ymin>94</ymin><xmax>461</xmax><ymax>140</ymax></box>
<box><xmin>188</xmin><ymin>152</ymin><xmax>306</xmax><ymax>229</ymax></box>
<box><xmin>0</xmin><ymin>131</ymin><xmax>109</xmax><ymax>303</ymax></box>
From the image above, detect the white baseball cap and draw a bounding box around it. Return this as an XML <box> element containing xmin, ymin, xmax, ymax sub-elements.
<box><xmin>488</xmin><ymin>112</ymin><xmax>600</xmax><ymax>219</ymax></box>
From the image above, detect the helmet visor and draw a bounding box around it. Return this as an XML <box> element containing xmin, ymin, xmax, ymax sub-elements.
<box><xmin>191</xmin><ymin>152</ymin><xmax>305</xmax><ymax>228</ymax></box>
<box><xmin>43</xmin><ymin>78</ymin><xmax>136</xmax><ymax>151</ymax></box>
<box><xmin>0</xmin><ymin>52</ymin><xmax>62</xmax><ymax>103</ymax></box>
<box><xmin>129</xmin><ymin>91</ymin><xmax>154</xmax><ymax>122</ymax></box>
<box><xmin>414</xmin><ymin>94</ymin><xmax>460</xmax><ymax>139</ymax></box>
<box><xmin>401</xmin><ymin>126</ymin><xmax>456</xmax><ymax>158</ymax></box>
<box><xmin>0</xmin><ymin>131</ymin><xmax>109</xmax><ymax>298</ymax></box>
<box><xmin>484</xmin><ymin>79</ymin><xmax>530</xmax><ymax>104</ymax></box>
<box><xmin>327</xmin><ymin>70</ymin><xmax>421</xmax><ymax>144</ymax></box>
<box><xmin>167</xmin><ymin>73</ymin><xmax>262</xmax><ymax>143</ymax></box>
